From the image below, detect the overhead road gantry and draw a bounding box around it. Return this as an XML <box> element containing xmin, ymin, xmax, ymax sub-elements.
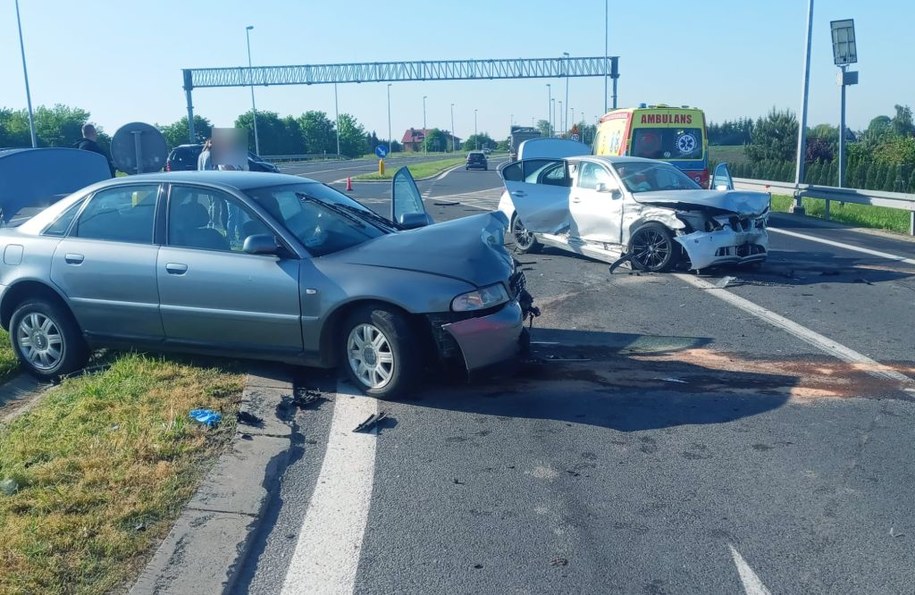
<box><xmin>181</xmin><ymin>56</ymin><xmax>620</xmax><ymax>141</ymax></box>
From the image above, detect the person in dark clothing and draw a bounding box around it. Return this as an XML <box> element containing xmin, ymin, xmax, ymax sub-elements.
<box><xmin>74</xmin><ymin>123</ymin><xmax>116</xmax><ymax>177</ymax></box>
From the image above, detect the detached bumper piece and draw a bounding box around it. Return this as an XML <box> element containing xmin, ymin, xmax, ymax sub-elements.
<box><xmin>675</xmin><ymin>228</ymin><xmax>768</xmax><ymax>270</ymax></box>
<box><xmin>441</xmin><ymin>300</ymin><xmax>525</xmax><ymax>371</ymax></box>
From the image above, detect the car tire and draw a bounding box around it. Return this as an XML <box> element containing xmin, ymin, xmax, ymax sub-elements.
<box><xmin>511</xmin><ymin>215</ymin><xmax>542</xmax><ymax>254</ymax></box>
<box><xmin>628</xmin><ymin>223</ymin><xmax>678</xmax><ymax>272</ymax></box>
<box><xmin>10</xmin><ymin>299</ymin><xmax>88</xmax><ymax>380</ymax></box>
<box><xmin>341</xmin><ymin>305</ymin><xmax>420</xmax><ymax>399</ymax></box>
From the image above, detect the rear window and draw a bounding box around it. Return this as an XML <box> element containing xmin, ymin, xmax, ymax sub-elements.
<box><xmin>631</xmin><ymin>128</ymin><xmax>703</xmax><ymax>160</ymax></box>
<box><xmin>168</xmin><ymin>146</ymin><xmax>202</xmax><ymax>168</ymax></box>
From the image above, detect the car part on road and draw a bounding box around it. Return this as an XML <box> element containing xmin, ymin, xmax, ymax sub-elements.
<box><xmin>10</xmin><ymin>299</ymin><xmax>88</xmax><ymax>380</ymax></box>
<box><xmin>629</xmin><ymin>223</ymin><xmax>678</xmax><ymax>272</ymax></box>
<box><xmin>353</xmin><ymin>410</ymin><xmax>388</xmax><ymax>433</ymax></box>
<box><xmin>342</xmin><ymin>305</ymin><xmax>420</xmax><ymax>399</ymax></box>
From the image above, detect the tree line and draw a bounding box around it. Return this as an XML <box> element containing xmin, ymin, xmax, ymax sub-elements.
<box><xmin>710</xmin><ymin>105</ymin><xmax>915</xmax><ymax>193</ymax></box>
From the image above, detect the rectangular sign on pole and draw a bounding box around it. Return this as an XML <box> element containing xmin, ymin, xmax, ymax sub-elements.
<box><xmin>830</xmin><ymin>19</ymin><xmax>857</xmax><ymax>66</ymax></box>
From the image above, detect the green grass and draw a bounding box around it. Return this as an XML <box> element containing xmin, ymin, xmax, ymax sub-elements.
<box><xmin>354</xmin><ymin>157</ymin><xmax>465</xmax><ymax>181</ymax></box>
<box><xmin>709</xmin><ymin>145</ymin><xmax>750</xmax><ymax>166</ymax></box>
<box><xmin>770</xmin><ymin>194</ymin><xmax>913</xmax><ymax>234</ymax></box>
<box><xmin>0</xmin><ymin>354</ymin><xmax>244</xmax><ymax>594</ymax></box>
<box><xmin>0</xmin><ymin>330</ymin><xmax>18</xmax><ymax>383</ymax></box>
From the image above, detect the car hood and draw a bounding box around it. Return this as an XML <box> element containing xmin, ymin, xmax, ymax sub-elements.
<box><xmin>634</xmin><ymin>189</ymin><xmax>770</xmax><ymax>216</ymax></box>
<box><xmin>327</xmin><ymin>211</ymin><xmax>514</xmax><ymax>287</ymax></box>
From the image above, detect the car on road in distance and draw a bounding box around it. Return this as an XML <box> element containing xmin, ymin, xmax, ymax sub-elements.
<box><xmin>165</xmin><ymin>144</ymin><xmax>280</xmax><ymax>173</ymax></box>
<box><xmin>498</xmin><ymin>157</ymin><xmax>769</xmax><ymax>272</ymax></box>
<box><xmin>465</xmin><ymin>151</ymin><xmax>488</xmax><ymax>170</ymax></box>
<box><xmin>0</xmin><ymin>169</ymin><xmax>533</xmax><ymax>398</ymax></box>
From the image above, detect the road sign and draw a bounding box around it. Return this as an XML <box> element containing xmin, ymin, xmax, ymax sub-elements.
<box><xmin>375</xmin><ymin>144</ymin><xmax>389</xmax><ymax>158</ymax></box>
<box><xmin>571</xmin><ymin>133</ymin><xmax>580</xmax><ymax>142</ymax></box>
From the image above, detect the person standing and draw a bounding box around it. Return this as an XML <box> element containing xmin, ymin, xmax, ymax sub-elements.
<box><xmin>74</xmin><ymin>123</ymin><xmax>115</xmax><ymax>177</ymax></box>
<box><xmin>198</xmin><ymin>139</ymin><xmax>216</xmax><ymax>170</ymax></box>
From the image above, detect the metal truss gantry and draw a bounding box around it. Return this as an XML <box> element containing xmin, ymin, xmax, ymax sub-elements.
<box><xmin>182</xmin><ymin>56</ymin><xmax>620</xmax><ymax>141</ymax></box>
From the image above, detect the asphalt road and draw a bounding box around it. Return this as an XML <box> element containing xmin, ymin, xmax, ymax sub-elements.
<box><xmin>234</xmin><ymin>159</ymin><xmax>915</xmax><ymax>594</ymax></box>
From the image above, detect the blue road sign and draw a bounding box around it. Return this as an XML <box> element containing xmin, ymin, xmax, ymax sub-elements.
<box><xmin>375</xmin><ymin>145</ymin><xmax>389</xmax><ymax>158</ymax></box>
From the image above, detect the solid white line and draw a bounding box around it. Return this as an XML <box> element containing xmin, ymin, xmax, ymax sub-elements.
<box><xmin>769</xmin><ymin>227</ymin><xmax>915</xmax><ymax>266</ymax></box>
<box><xmin>728</xmin><ymin>544</ymin><xmax>772</xmax><ymax>595</ymax></box>
<box><xmin>675</xmin><ymin>273</ymin><xmax>914</xmax><ymax>385</ymax></box>
<box><xmin>281</xmin><ymin>383</ymin><xmax>378</xmax><ymax>595</ymax></box>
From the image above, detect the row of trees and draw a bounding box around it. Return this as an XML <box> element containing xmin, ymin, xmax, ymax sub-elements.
<box><xmin>0</xmin><ymin>105</ymin><xmax>111</xmax><ymax>150</ymax></box>
<box><xmin>713</xmin><ymin>104</ymin><xmax>915</xmax><ymax>193</ymax></box>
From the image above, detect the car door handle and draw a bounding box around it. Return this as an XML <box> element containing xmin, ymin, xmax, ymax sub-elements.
<box><xmin>511</xmin><ymin>190</ymin><xmax>527</xmax><ymax>197</ymax></box>
<box><xmin>165</xmin><ymin>263</ymin><xmax>189</xmax><ymax>275</ymax></box>
<box><xmin>571</xmin><ymin>197</ymin><xmax>582</xmax><ymax>204</ymax></box>
<box><xmin>64</xmin><ymin>253</ymin><xmax>84</xmax><ymax>265</ymax></box>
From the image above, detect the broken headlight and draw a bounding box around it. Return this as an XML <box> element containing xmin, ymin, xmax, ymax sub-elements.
<box><xmin>676</xmin><ymin>211</ymin><xmax>712</xmax><ymax>233</ymax></box>
<box><xmin>451</xmin><ymin>283</ymin><xmax>509</xmax><ymax>312</ymax></box>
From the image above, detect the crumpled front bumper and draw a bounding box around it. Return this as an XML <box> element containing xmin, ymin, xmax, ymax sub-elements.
<box><xmin>674</xmin><ymin>228</ymin><xmax>768</xmax><ymax>270</ymax></box>
<box><xmin>440</xmin><ymin>300</ymin><xmax>525</xmax><ymax>371</ymax></box>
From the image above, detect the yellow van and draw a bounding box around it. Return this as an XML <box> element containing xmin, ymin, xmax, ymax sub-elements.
<box><xmin>594</xmin><ymin>105</ymin><xmax>709</xmax><ymax>187</ymax></box>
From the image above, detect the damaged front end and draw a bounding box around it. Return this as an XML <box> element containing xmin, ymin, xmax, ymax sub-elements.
<box><xmin>673</xmin><ymin>206</ymin><xmax>769</xmax><ymax>270</ymax></box>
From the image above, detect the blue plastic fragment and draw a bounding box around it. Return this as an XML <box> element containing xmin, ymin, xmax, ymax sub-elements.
<box><xmin>189</xmin><ymin>408</ymin><xmax>222</xmax><ymax>428</ymax></box>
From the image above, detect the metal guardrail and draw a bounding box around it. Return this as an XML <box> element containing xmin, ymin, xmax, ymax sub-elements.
<box><xmin>260</xmin><ymin>154</ymin><xmax>345</xmax><ymax>163</ymax></box>
<box><xmin>734</xmin><ymin>177</ymin><xmax>915</xmax><ymax>236</ymax></box>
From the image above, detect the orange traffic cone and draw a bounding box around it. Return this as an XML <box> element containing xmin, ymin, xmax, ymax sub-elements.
<box><xmin>346</xmin><ymin>177</ymin><xmax>353</xmax><ymax>191</ymax></box>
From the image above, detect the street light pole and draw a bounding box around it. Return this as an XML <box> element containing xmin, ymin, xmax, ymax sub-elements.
<box><xmin>563</xmin><ymin>52</ymin><xmax>570</xmax><ymax>136</ymax></box>
<box><xmin>422</xmin><ymin>95</ymin><xmax>427</xmax><ymax>154</ymax></box>
<box><xmin>604</xmin><ymin>0</ymin><xmax>609</xmax><ymax>113</ymax></box>
<box><xmin>450</xmin><ymin>103</ymin><xmax>455</xmax><ymax>152</ymax></box>
<box><xmin>245</xmin><ymin>26</ymin><xmax>260</xmax><ymax>155</ymax></box>
<box><xmin>551</xmin><ymin>99</ymin><xmax>556</xmax><ymax>137</ymax></box>
<box><xmin>559</xmin><ymin>101</ymin><xmax>563</xmax><ymax>137</ymax></box>
<box><xmin>15</xmin><ymin>0</ymin><xmax>37</xmax><ymax>148</ymax></box>
<box><xmin>793</xmin><ymin>0</ymin><xmax>814</xmax><ymax>214</ymax></box>
<box><xmin>387</xmin><ymin>84</ymin><xmax>393</xmax><ymax>153</ymax></box>
<box><xmin>546</xmin><ymin>83</ymin><xmax>552</xmax><ymax>135</ymax></box>
<box><xmin>474</xmin><ymin>109</ymin><xmax>478</xmax><ymax>149</ymax></box>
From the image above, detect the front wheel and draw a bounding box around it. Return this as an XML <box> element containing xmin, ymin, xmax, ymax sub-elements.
<box><xmin>341</xmin><ymin>305</ymin><xmax>420</xmax><ymax>399</ymax></box>
<box><xmin>628</xmin><ymin>223</ymin><xmax>678</xmax><ymax>272</ymax></box>
<box><xmin>511</xmin><ymin>215</ymin><xmax>542</xmax><ymax>254</ymax></box>
<box><xmin>10</xmin><ymin>299</ymin><xmax>88</xmax><ymax>380</ymax></box>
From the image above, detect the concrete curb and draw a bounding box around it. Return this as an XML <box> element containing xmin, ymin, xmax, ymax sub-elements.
<box><xmin>129</xmin><ymin>365</ymin><xmax>295</xmax><ymax>595</ymax></box>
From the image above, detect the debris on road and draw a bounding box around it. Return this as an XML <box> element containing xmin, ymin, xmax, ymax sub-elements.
<box><xmin>453</xmin><ymin>478</ymin><xmax>465</xmax><ymax>485</ymax></box>
<box><xmin>550</xmin><ymin>557</ymin><xmax>569</xmax><ymax>567</ymax></box>
<box><xmin>292</xmin><ymin>388</ymin><xmax>327</xmax><ymax>409</ymax></box>
<box><xmin>353</xmin><ymin>411</ymin><xmax>388</xmax><ymax>433</ymax></box>
<box><xmin>890</xmin><ymin>527</ymin><xmax>905</xmax><ymax>538</ymax></box>
<box><xmin>189</xmin><ymin>408</ymin><xmax>222</xmax><ymax>428</ymax></box>
<box><xmin>434</xmin><ymin>201</ymin><xmax>459</xmax><ymax>206</ymax></box>
<box><xmin>716</xmin><ymin>276</ymin><xmax>737</xmax><ymax>289</ymax></box>
<box><xmin>659</xmin><ymin>377</ymin><xmax>688</xmax><ymax>384</ymax></box>
<box><xmin>237</xmin><ymin>410</ymin><xmax>264</xmax><ymax>427</ymax></box>
<box><xmin>608</xmin><ymin>253</ymin><xmax>633</xmax><ymax>274</ymax></box>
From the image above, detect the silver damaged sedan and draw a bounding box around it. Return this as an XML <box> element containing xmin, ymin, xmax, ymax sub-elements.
<box><xmin>0</xmin><ymin>169</ymin><xmax>533</xmax><ymax>398</ymax></box>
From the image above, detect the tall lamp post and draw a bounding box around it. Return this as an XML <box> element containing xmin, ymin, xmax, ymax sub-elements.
<box><xmin>450</xmin><ymin>103</ymin><xmax>456</xmax><ymax>152</ymax></box>
<box><xmin>546</xmin><ymin>83</ymin><xmax>552</xmax><ymax>135</ymax></box>
<box><xmin>422</xmin><ymin>95</ymin><xmax>428</xmax><ymax>154</ymax></box>
<box><xmin>474</xmin><ymin>109</ymin><xmax>478</xmax><ymax>149</ymax></box>
<box><xmin>830</xmin><ymin>19</ymin><xmax>858</xmax><ymax>189</ymax></box>
<box><xmin>387</xmin><ymin>84</ymin><xmax>393</xmax><ymax>153</ymax></box>
<box><xmin>563</xmin><ymin>52</ymin><xmax>570</xmax><ymax>136</ymax></box>
<box><xmin>15</xmin><ymin>0</ymin><xmax>37</xmax><ymax>147</ymax></box>
<box><xmin>245</xmin><ymin>26</ymin><xmax>260</xmax><ymax>155</ymax></box>
<box><xmin>792</xmin><ymin>0</ymin><xmax>814</xmax><ymax>214</ymax></box>
<box><xmin>551</xmin><ymin>99</ymin><xmax>556</xmax><ymax>137</ymax></box>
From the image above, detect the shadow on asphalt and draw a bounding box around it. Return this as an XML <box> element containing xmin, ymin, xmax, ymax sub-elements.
<box><xmin>394</xmin><ymin>327</ymin><xmax>793</xmax><ymax>433</ymax></box>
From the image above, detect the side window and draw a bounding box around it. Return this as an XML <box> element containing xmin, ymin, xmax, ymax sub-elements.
<box><xmin>501</xmin><ymin>162</ymin><xmax>523</xmax><ymax>182</ymax></box>
<box><xmin>576</xmin><ymin>163</ymin><xmax>613</xmax><ymax>190</ymax></box>
<box><xmin>72</xmin><ymin>185</ymin><xmax>158</xmax><ymax>243</ymax></box>
<box><xmin>42</xmin><ymin>199</ymin><xmax>86</xmax><ymax>237</ymax></box>
<box><xmin>168</xmin><ymin>186</ymin><xmax>260</xmax><ymax>252</ymax></box>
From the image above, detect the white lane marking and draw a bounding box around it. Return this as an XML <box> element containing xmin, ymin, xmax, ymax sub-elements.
<box><xmin>281</xmin><ymin>383</ymin><xmax>378</xmax><ymax>594</ymax></box>
<box><xmin>769</xmin><ymin>227</ymin><xmax>915</xmax><ymax>266</ymax></box>
<box><xmin>728</xmin><ymin>544</ymin><xmax>772</xmax><ymax>595</ymax></box>
<box><xmin>676</xmin><ymin>273</ymin><xmax>915</xmax><ymax>385</ymax></box>
<box><xmin>434</xmin><ymin>163</ymin><xmax>466</xmax><ymax>181</ymax></box>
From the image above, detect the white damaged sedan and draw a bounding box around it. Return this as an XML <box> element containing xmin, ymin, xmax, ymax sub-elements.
<box><xmin>497</xmin><ymin>156</ymin><xmax>770</xmax><ymax>272</ymax></box>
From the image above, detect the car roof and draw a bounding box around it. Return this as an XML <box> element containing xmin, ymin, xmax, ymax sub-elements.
<box><xmin>86</xmin><ymin>170</ymin><xmax>314</xmax><ymax>192</ymax></box>
<box><xmin>573</xmin><ymin>155</ymin><xmax>668</xmax><ymax>167</ymax></box>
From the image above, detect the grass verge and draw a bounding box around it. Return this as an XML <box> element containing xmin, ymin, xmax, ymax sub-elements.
<box><xmin>0</xmin><ymin>353</ymin><xmax>245</xmax><ymax>594</ymax></box>
<box><xmin>770</xmin><ymin>194</ymin><xmax>912</xmax><ymax>234</ymax></box>
<box><xmin>0</xmin><ymin>330</ymin><xmax>18</xmax><ymax>384</ymax></box>
<box><xmin>354</xmin><ymin>157</ymin><xmax>465</xmax><ymax>181</ymax></box>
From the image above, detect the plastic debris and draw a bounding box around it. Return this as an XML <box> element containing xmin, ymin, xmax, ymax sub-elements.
<box><xmin>716</xmin><ymin>276</ymin><xmax>736</xmax><ymax>289</ymax></box>
<box><xmin>189</xmin><ymin>408</ymin><xmax>222</xmax><ymax>428</ymax></box>
<box><xmin>659</xmin><ymin>377</ymin><xmax>688</xmax><ymax>384</ymax></box>
<box><xmin>0</xmin><ymin>478</ymin><xmax>19</xmax><ymax>496</ymax></box>
<box><xmin>353</xmin><ymin>411</ymin><xmax>387</xmax><ymax>433</ymax></box>
<box><xmin>237</xmin><ymin>410</ymin><xmax>263</xmax><ymax>427</ymax></box>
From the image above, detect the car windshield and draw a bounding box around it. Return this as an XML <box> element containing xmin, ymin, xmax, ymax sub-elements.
<box><xmin>612</xmin><ymin>162</ymin><xmax>702</xmax><ymax>193</ymax></box>
<box><xmin>631</xmin><ymin>128</ymin><xmax>703</xmax><ymax>160</ymax></box>
<box><xmin>244</xmin><ymin>182</ymin><xmax>393</xmax><ymax>256</ymax></box>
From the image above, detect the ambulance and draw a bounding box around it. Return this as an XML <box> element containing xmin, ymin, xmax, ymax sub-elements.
<box><xmin>594</xmin><ymin>104</ymin><xmax>709</xmax><ymax>188</ymax></box>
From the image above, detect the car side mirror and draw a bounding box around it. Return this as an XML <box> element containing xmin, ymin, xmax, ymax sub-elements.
<box><xmin>398</xmin><ymin>212</ymin><xmax>433</xmax><ymax>230</ymax></box>
<box><xmin>243</xmin><ymin>234</ymin><xmax>280</xmax><ymax>255</ymax></box>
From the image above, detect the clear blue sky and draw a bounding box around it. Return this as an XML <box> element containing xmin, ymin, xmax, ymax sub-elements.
<box><xmin>1</xmin><ymin>0</ymin><xmax>911</xmax><ymax>143</ymax></box>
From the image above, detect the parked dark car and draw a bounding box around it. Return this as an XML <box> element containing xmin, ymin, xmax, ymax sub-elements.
<box><xmin>465</xmin><ymin>151</ymin><xmax>488</xmax><ymax>171</ymax></box>
<box><xmin>165</xmin><ymin>144</ymin><xmax>280</xmax><ymax>173</ymax></box>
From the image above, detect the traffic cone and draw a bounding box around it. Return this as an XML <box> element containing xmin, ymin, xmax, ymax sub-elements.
<box><xmin>346</xmin><ymin>177</ymin><xmax>353</xmax><ymax>191</ymax></box>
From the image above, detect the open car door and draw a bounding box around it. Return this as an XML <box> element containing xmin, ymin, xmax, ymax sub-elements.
<box><xmin>391</xmin><ymin>167</ymin><xmax>434</xmax><ymax>229</ymax></box>
<box><xmin>499</xmin><ymin>159</ymin><xmax>572</xmax><ymax>234</ymax></box>
<box><xmin>710</xmin><ymin>162</ymin><xmax>735</xmax><ymax>191</ymax></box>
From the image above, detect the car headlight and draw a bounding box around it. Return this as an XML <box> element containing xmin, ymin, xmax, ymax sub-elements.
<box><xmin>451</xmin><ymin>283</ymin><xmax>510</xmax><ymax>312</ymax></box>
